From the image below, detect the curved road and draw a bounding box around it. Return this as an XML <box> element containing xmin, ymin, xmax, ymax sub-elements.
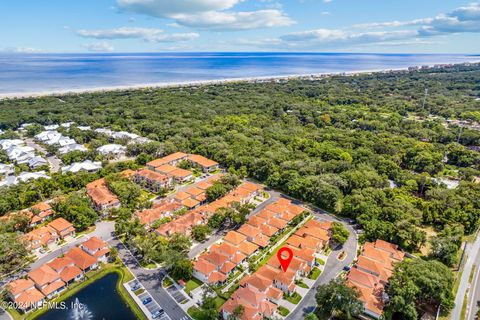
<box><xmin>287</xmin><ymin>206</ymin><xmax>358</xmax><ymax>319</ymax></box>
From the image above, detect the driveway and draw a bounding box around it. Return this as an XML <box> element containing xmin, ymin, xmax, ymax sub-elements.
<box><xmin>109</xmin><ymin>238</ymin><xmax>190</xmax><ymax>320</ymax></box>
<box><xmin>0</xmin><ymin>221</ymin><xmax>115</xmax><ymax>288</ymax></box>
<box><xmin>24</xmin><ymin>138</ymin><xmax>61</xmax><ymax>172</ymax></box>
<box><xmin>287</xmin><ymin>208</ymin><xmax>358</xmax><ymax>319</ymax></box>
<box><xmin>188</xmin><ymin>186</ymin><xmax>281</xmax><ymax>259</ymax></box>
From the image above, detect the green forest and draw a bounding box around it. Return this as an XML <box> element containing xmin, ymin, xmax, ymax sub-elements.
<box><xmin>1</xmin><ymin>63</ymin><xmax>480</xmax><ymax>319</ymax></box>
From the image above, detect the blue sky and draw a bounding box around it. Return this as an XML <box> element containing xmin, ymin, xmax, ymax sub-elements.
<box><xmin>0</xmin><ymin>0</ymin><xmax>479</xmax><ymax>53</ymax></box>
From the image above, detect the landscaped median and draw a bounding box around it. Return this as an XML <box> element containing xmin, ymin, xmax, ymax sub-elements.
<box><xmin>5</xmin><ymin>261</ymin><xmax>146</xmax><ymax>320</ymax></box>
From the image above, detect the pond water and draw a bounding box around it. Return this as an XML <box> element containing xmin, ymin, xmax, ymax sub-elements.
<box><xmin>36</xmin><ymin>272</ymin><xmax>138</xmax><ymax>320</ymax></box>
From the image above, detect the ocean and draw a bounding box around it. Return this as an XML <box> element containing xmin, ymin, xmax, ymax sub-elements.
<box><xmin>0</xmin><ymin>52</ymin><xmax>478</xmax><ymax>96</ymax></box>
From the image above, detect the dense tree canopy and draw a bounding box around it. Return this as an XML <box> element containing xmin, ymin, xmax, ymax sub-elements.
<box><xmin>315</xmin><ymin>278</ymin><xmax>363</xmax><ymax>319</ymax></box>
<box><xmin>386</xmin><ymin>258</ymin><xmax>455</xmax><ymax>319</ymax></box>
<box><xmin>1</xmin><ymin>67</ymin><xmax>479</xmax><ymax>253</ymax></box>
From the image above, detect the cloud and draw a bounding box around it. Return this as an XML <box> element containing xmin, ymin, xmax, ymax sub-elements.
<box><xmin>245</xmin><ymin>2</ymin><xmax>480</xmax><ymax>50</ymax></box>
<box><xmin>420</xmin><ymin>2</ymin><xmax>480</xmax><ymax>36</ymax></box>
<box><xmin>352</xmin><ymin>18</ymin><xmax>432</xmax><ymax>29</ymax></box>
<box><xmin>117</xmin><ymin>0</ymin><xmax>240</xmax><ymax>17</ymax></box>
<box><xmin>76</xmin><ymin>27</ymin><xmax>199</xmax><ymax>42</ymax></box>
<box><xmin>81</xmin><ymin>42</ymin><xmax>114</xmax><ymax>52</ymax></box>
<box><xmin>2</xmin><ymin>47</ymin><xmax>45</xmax><ymax>54</ymax></box>
<box><xmin>174</xmin><ymin>9</ymin><xmax>294</xmax><ymax>30</ymax></box>
<box><xmin>279</xmin><ymin>29</ymin><xmax>418</xmax><ymax>48</ymax></box>
<box><xmin>353</xmin><ymin>2</ymin><xmax>480</xmax><ymax>35</ymax></box>
<box><xmin>116</xmin><ymin>0</ymin><xmax>294</xmax><ymax>31</ymax></box>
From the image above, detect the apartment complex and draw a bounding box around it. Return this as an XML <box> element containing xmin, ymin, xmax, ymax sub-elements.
<box><xmin>346</xmin><ymin>239</ymin><xmax>405</xmax><ymax>319</ymax></box>
<box><xmin>6</xmin><ymin>237</ymin><xmax>110</xmax><ymax>312</ymax></box>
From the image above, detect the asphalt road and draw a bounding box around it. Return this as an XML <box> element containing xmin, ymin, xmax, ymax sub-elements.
<box><xmin>188</xmin><ymin>187</ymin><xmax>282</xmax><ymax>259</ymax></box>
<box><xmin>0</xmin><ymin>183</ymin><xmax>355</xmax><ymax>320</ymax></box>
<box><xmin>287</xmin><ymin>207</ymin><xmax>358</xmax><ymax>320</ymax></box>
<box><xmin>0</xmin><ymin>222</ymin><xmax>115</xmax><ymax>320</ymax></box>
<box><xmin>0</xmin><ymin>221</ymin><xmax>116</xmax><ymax>288</ymax></box>
<box><xmin>453</xmin><ymin>233</ymin><xmax>480</xmax><ymax>320</ymax></box>
<box><xmin>467</xmin><ymin>249</ymin><xmax>480</xmax><ymax>320</ymax></box>
<box><xmin>24</xmin><ymin>138</ymin><xmax>61</xmax><ymax>172</ymax></box>
<box><xmin>0</xmin><ymin>308</ymin><xmax>12</xmax><ymax>320</ymax></box>
<box><xmin>109</xmin><ymin>238</ymin><xmax>190</xmax><ymax>320</ymax></box>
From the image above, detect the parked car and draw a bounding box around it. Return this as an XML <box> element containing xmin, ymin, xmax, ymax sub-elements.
<box><xmin>152</xmin><ymin>309</ymin><xmax>165</xmax><ymax>319</ymax></box>
<box><xmin>130</xmin><ymin>281</ymin><xmax>141</xmax><ymax>291</ymax></box>
<box><xmin>142</xmin><ymin>297</ymin><xmax>153</xmax><ymax>305</ymax></box>
<box><xmin>343</xmin><ymin>265</ymin><xmax>351</xmax><ymax>271</ymax></box>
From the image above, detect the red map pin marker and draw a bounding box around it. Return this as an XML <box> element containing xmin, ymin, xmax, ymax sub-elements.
<box><xmin>277</xmin><ymin>247</ymin><xmax>293</xmax><ymax>272</ymax></box>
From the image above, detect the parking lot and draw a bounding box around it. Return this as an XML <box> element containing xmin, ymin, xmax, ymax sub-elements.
<box><xmin>127</xmin><ymin>279</ymin><xmax>170</xmax><ymax>320</ymax></box>
<box><xmin>165</xmin><ymin>284</ymin><xmax>189</xmax><ymax>304</ymax></box>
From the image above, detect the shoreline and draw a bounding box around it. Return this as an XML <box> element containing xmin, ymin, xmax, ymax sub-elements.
<box><xmin>1</xmin><ymin>61</ymin><xmax>479</xmax><ymax>100</ymax></box>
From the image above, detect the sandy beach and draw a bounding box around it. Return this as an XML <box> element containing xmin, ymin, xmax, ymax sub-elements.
<box><xmin>1</xmin><ymin>62</ymin><xmax>478</xmax><ymax>100</ymax></box>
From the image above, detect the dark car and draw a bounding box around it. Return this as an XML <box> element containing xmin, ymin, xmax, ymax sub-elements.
<box><xmin>142</xmin><ymin>297</ymin><xmax>153</xmax><ymax>305</ymax></box>
<box><xmin>343</xmin><ymin>265</ymin><xmax>351</xmax><ymax>271</ymax></box>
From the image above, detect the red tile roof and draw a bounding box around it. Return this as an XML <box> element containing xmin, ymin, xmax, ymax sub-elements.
<box><xmin>185</xmin><ymin>186</ymin><xmax>204</xmax><ymax>196</ymax></box>
<box><xmin>147</xmin><ymin>152</ymin><xmax>188</xmax><ymax>167</ymax></box>
<box><xmin>47</xmin><ymin>257</ymin><xmax>75</xmax><ymax>273</ymax></box>
<box><xmin>48</xmin><ymin>218</ymin><xmax>74</xmax><ymax>233</ymax></box>
<box><xmin>40</xmin><ymin>279</ymin><xmax>65</xmax><ymax>296</ymax></box>
<box><xmin>82</xmin><ymin>236</ymin><xmax>108</xmax><ymax>251</ymax></box>
<box><xmin>7</xmin><ymin>279</ymin><xmax>35</xmax><ymax>296</ymax></box>
<box><xmin>259</xmin><ymin>224</ymin><xmax>278</xmax><ymax>237</ymax></box>
<box><xmin>174</xmin><ymin>191</ymin><xmax>191</xmax><ymax>201</ymax></box>
<box><xmin>187</xmin><ymin>154</ymin><xmax>218</xmax><ymax>168</ymax></box>
<box><xmin>194</xmin><ymin>258</ymin><xmax>216</xmax><ymax>276</ymax></box>
<box><xmin>59</xmin><ymin>266</ymin><xmax>83</xmax><ymax>283</ymax></box>
<box><xmin>15</xmin><ymin>287</ymin><xmax>45</xmax><ymax>308</ymax></box>
<box><xmin>208</xmin><ymin>271</ymin><xmax>227</xmax><ymax>284</ymax></box>
<box><xmin>86</xmin><ymin>179</ymin><xmax>119</xmax><ymax>207</ymax></box>
<box><xmin>28</xmin><ymin>265</ymin><xmax>60</xmax><ymax>287</ymax></box>
<box><xmin>135</xmin><ymin>169</ymin><xmax>170</xmax><ymax>183</ymax></box>
<box><xmin>237</xmin><ymin>241</ymin><xmax>259</xmax><ymax>256</ymax></box>
<box><xmin>238</xmin><ymin>224</ymin><xmax>262</xmax><ymax>239</ymax></box>
<box><xmin>224</xmin><ymin>231</ymin><xmax>247</xmax><ymax>245</ymax></box>
<box><xmin>64</xmin><ymin>247</ymin><xmax>97</xmax><ymax>270</ymax></box>
<box><xmin>182</xmin><ymin>198</ymin><xmax>200</xmax><ymax>208</ymax></box>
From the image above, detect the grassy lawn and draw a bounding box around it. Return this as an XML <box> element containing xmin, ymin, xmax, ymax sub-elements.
<box><xmin>316</xmin><ymin>258</ymin><xmax>325</xmax><ymax>265</ymax></box>
<box><xmin>214</xmin><ymin>296</ymin><xmax>227</xmax><ymax>309</ymax></box>
<box><xmin>140</xmin><ymin>261</ymin><xmax>157</xmax><ymax>269</ymax></box>
<box><xmin>252</xmin><ymin>214</ymin><xmax>312</xmax><ymax>270</ymax></box>
<box><xmin>295</xmin><ymin>279</ymin><xmax>309</xmax><ymax>289</ymax></box>
<box><xmin>187</xmin><ymin>306</ymin><xmax>202</xmax><ymax>320</ymax></box>
<box><xmin>163</xmin><ymin>277</ymin><xmax>173</xmax><ymax>288</ymax></box>
<box><xmin>284</xmin><ymin>292</ymin><xmax>302</xmax><ymax>304</ymax></box>
<box><xmin>8</xmin><ymin>262</ymin><xmax>146</xmax><ymax>320</ymax></box>
<box><xmin>134</xmin><ymin>288</ymin><xmax>145</xmax><ymax>296</ymax></box>
<box><xmin>185</xmin><ymin>278</ymin><xmax>203</xmax><ymax>294</ymax></box>
<box><xmin>308</xmin><ymin>267</ymin><xmax>322</xmax><ymax>280</ymax></box>
<box><xmin>278</xmin><ymin>306</ymin><xmax>290</xmax><ymax>316</ymax></box>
